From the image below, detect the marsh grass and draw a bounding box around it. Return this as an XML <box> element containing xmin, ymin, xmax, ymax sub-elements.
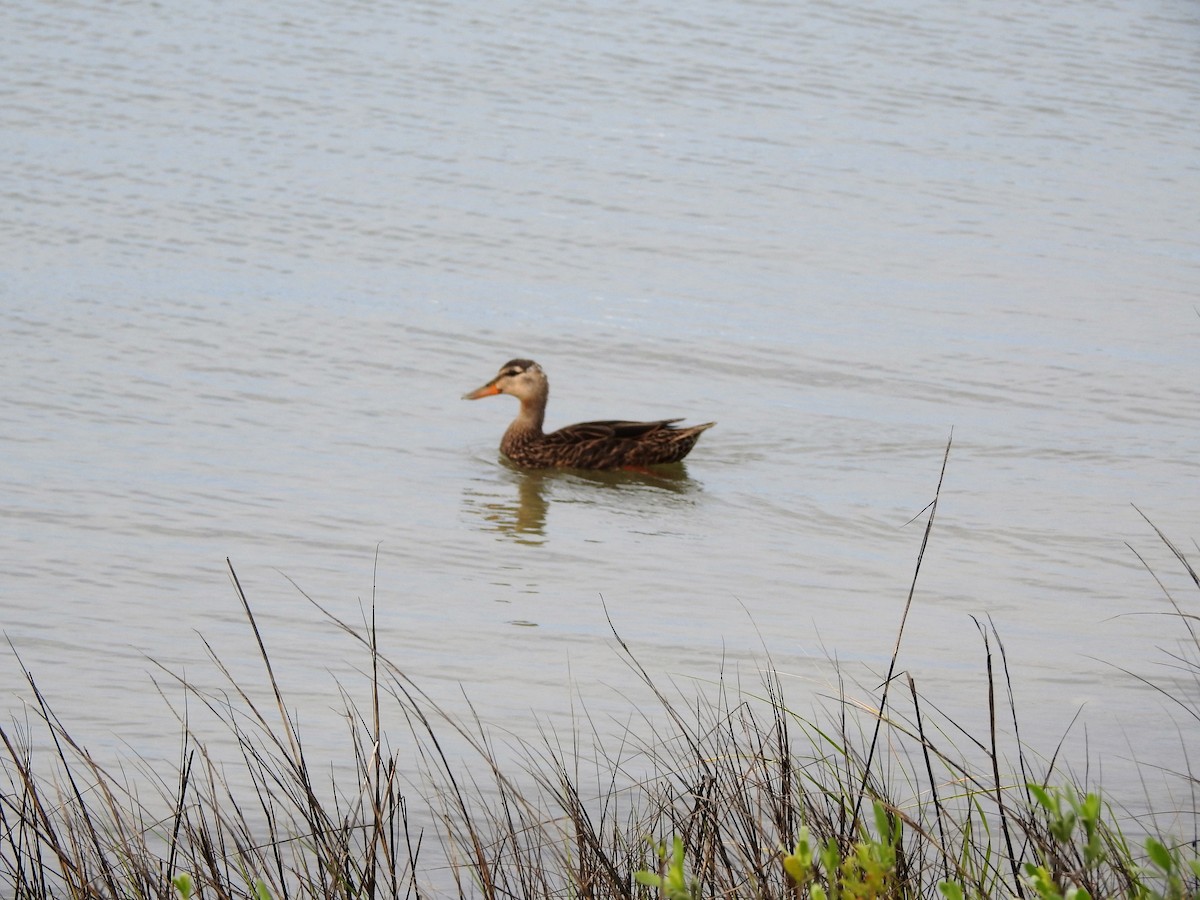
<box><xmin>2</xmin><ymin>466</ymin><xmax>1197</xmax><ymax>898</ymax></box>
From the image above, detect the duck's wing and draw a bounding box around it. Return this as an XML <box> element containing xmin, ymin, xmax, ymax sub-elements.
<box><xmin>542</xmin><ymin>418</ymin><xmax>685</xmax><ymax>444</ymax></box>
<box><xmin>531</xmin><ymin>418</ymin><xmax>714</xmax><ymax>468</ymax></box>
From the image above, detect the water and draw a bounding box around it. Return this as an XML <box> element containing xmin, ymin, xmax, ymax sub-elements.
<box><xmin>3</xmin><ymin>0</ymin><xmax>1199</xmax><ymax>832</ymax></box>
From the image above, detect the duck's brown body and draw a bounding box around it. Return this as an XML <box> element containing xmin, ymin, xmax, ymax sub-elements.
<box><xmin>464</xmin><ymin>359</ymin><xmax>714</xmax><ymax>470</ymax></box>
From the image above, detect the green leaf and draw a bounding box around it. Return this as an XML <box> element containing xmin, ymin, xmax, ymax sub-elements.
<box><xmin>1079</xmin><ymin>792</ymin><xmax>1102</xmax><ymax>822</ymax></box>
<box><xmin>1027</xmin><ymin>784</ymin><xmax>1055</xmax><ymax>812</ymax></box>
<box><xmin>670</xmin><ymin>834</ymin><xmax>686</xmax><ymax>871</ymax></box>
<box><xmin>938</xmin><ymin>882</ymin><xmax>964</xmax><ymax>900</ymax></box>
<box><xmin>820</xmin><ymin>837</ymin><xmax>841</xmax><ymax>881</ymax></box>
<box><xmin>1146</xmin><ymin>837</ymin><xmax>1173</xmax><ymax>874</ymax></box>
<box><xmin>1023</xmin><ymin>863</ymin><xmax>1063</xmax><ymax>900</ymax></box>
<box><xmin>792</xmin><ymin>826</ymin><xmax>815</xmax><ymax>864</ymax></box>
<box><xmin>634</xmin><ymin>871</ymin><xmax>663</xmax><ymax>887</ymax></box>
<box><xmin>782</xmin><ymin>853</ymin><xmax>808</xmax><ymax>885</ymax></box>
<box><xmin>868</xmin><ymin>801</ymin><xmax>897</xmax><ymax>849</ymax></box>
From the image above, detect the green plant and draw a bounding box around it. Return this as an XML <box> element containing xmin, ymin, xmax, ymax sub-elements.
<box><xmin>782</xmin><ymin>824</ymin><xmax>834</xmax><ymax>899</ymax></box>
<box><xmin>1028</xmin><ymin>784</ymin><xmax>1106</xmax><ymax>867</ymax></box>
<box><xmin>781</xmin><ymin>801</ymin><xmax>905</xmax><ymax>900</ymax></box>
<box><xmin>636</xmin><ymin>835</ymin><xmax>700</xmax><ymax>900</ymax></box>
<box><xmin>1141</xmin><ymin>837</ymin><xmax>1200</xmax><ymax>900</ymax></box>
<box><xmin>1023</xmin><ymin>784</ymin><xmax>1200</xmax><ymax>900</ymax></box>
<box><xmin>1022</xmin><ymin>862</ymin><xmax>1093</xmax><ymax>900</ymax></box>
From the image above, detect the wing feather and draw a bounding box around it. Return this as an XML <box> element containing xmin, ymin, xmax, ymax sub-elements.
<box><xmin>543</xmin><ymin>419</ymin><xmax>684</xmax><ymax>444</ymax></box>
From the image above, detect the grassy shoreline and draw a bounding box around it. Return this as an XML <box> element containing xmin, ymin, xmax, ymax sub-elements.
<box><xmin>3</xmin><ymin>502</ymin><xmax>1197</xmax><ymax>897</ymax></box>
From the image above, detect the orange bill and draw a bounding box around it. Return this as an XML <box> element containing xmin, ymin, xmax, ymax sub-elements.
<box><xmin>462</xmin><ymin>381</ymin><xmax>501</xmax><ymax>400</ymax></box>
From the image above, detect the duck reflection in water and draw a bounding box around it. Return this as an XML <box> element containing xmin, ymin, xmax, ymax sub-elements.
<box><xmin>462</xmin><ymin>459</ymin><xmax>705</xmax><ymax>543</ymax></box>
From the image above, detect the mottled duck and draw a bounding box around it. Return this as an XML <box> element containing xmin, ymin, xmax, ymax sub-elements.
<box><xmin>463</xmin><ymin>359</ymin><xmax>714</xmax><ymax>470</ymax></box>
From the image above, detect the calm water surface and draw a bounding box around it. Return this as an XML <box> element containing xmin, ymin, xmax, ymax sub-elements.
<box><xmin>3</xmin><ymin>0</ymin><xmax>1199</xmax><ymax>826</ymax></box>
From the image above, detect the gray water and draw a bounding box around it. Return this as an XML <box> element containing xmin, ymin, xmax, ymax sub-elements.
<box><xmin>3</xmin><ymin>0</ymin><xmax>1199</xmax><ymax>827</ymax></box>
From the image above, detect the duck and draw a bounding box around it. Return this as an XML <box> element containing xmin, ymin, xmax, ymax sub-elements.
<box><xmin>463</xmin><ymin>359</ymin><xmax>715</xmax><ymax>470</ymax></box>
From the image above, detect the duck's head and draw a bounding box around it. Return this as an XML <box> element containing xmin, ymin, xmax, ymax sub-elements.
<box><xmin>463</xmin><ymin>359</ymin><xmax>548</xmax><ymax>403</ymax></box>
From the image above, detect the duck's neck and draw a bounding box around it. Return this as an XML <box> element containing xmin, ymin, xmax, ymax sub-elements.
<box><xmin>504</xmin><ymin>394</ymin><xmax>546</xmax><ymax>443</ymax></box>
